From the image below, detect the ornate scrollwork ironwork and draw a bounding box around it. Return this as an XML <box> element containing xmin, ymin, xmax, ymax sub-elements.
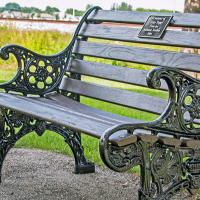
<box><xmin>146</xmin><ymin>66</ymin><xmax>200</xmax><ymax>138</ymax></box>
<box><xmin>107</xmin><ymin>143</ymin><xmax>142</xmax><ymax>170</ymax></box>
<box><xmin>0</xmin><ymin>43</ymin><xmax>71</xmax><ymax>96</ymax></box>
<box><xmin>0</xmin><ymin>6</ymin><xmax>102</xmax><ymax>96</ymax></box>
<box><xmin>99</xmin><ymin>66</ymin><xmax>200</xmax><ymax>199</ymax></box>
<box><xmin>149</xmin><ymin>148</ymin><xmax>183</xmax><ymax>199</ymax></box>
<box><xmin>100</xmin><ymin>137</ymin><xmax>200</xmax><ymax>199</ymax></box>
<box><xmin>0</xmin><ymin>109</ymin><xmax>95</xmax><ymax>182</ymax></box>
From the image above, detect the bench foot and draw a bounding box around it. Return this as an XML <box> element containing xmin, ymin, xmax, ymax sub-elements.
<box><xmin>0</xmin><ymin>143</ymin><xmax>14</xmax><ymax>183</ymax></box>
<box><xmin>74</xmin><ymin>162</ymin><xmax>95</xmax><ymax>174</ymax></box>
<box><xmin>64</xmin><ymin>130</ymin><xmax>96</xmax><ymax>174</ymax></box>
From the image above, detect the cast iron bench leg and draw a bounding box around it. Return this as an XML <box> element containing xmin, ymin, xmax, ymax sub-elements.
<box><xmin>0</xmin><ymin>144</ymin><xmax>14</xmax><ymax>183</ymax></box>
<box><xmin>0</xmin><ymin>110</ymin><xmax>95</xmax><ymax>182</ymax></box>
<box><xmin>64</xmin><ymin>130</ymin><xmax>95</xmax><ymax>174</ymax></box>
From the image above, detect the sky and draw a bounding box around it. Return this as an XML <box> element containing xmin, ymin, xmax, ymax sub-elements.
<box><xmin>0</xmin><ymin>0</ymin><xmax>185</xmax><ymax>13</ymax></box>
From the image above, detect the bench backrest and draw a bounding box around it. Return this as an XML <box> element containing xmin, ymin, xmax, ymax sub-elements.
<box><xmin>60</xmin><ymin>8</ymin><xmax>200</xmax><ymax>123</ymax></box>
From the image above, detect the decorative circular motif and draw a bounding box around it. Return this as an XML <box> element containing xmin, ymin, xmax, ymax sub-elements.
<box><xmin>34</xmin><ymin>66</ymin><xmax>49</xmax><ymax>82</ymax></box>
<box><xmin>187</xmin><ymin>97</ymin><xmax>200</xmax><ymax>119</ymax></box>
<box><xmin>177</xmin><ymin>84</ymin><xmax>200</xmax><ymax>133</ymax></box>
<box><xmin>23</xmin><ymin>58</ymin><xmax>63</xmax><ymax>92</ymax></box>
<box><xmin>150</xmin><ymin>148</ymin><xmax>182</xmax><ymax>196</ymax></box>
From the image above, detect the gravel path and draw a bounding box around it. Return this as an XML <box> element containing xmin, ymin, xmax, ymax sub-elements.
<box><xmin>0</xmin><ymin>148</ymin><xmax>199</xmax><ymax>200</ymax></box>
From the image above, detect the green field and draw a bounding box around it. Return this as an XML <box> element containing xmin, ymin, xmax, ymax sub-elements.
<box><xmin>0</xmin><ymin>23</ymin><xmax>196</xmax><ymax>180</ymax></box>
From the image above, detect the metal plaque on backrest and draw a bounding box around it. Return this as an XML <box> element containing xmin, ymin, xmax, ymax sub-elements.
<box><xmin>138</xmin><ymin>15</ymin><xmax>173</xmax><ymax>39</ymax></box>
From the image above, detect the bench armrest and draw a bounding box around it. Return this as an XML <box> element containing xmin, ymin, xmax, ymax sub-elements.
<box><xmin>0</xmin><ymin>44</ymin><xmax>73</xmax><ymax>96</ymax></box>
<box><xmin>0</xmin><ymin>6</ymin><xmax>102</xmax><ymax>96</ymax></box>
<box><xmin>146</xmin><ymin>66</ymin><xmax>200</xmax><ymax>138</ymax></box>
<box><xmin>99</xmin><ymin>66</ymin><xmax>200</xmax><ymax>172</ymax></box>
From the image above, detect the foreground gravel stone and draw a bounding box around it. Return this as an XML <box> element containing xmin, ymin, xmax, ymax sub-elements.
<box><xmin>0</xmin><ymin>148</ymin><xmax>198</xmax><ymax>200</ymax></box>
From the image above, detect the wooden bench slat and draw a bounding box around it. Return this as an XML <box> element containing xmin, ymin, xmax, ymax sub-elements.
<box><xmin>59</xmin><ymin>78</ymin><xmax>168</xmax><ymax>115</ymax></box>
<box><xmin>157</xmin><ymin>133</ymin><xmax>181</xmax><ymax>147</ymax></box>
<box><xmin>181</xmin><ymin>137</ymin><xmax>200</xmax><ymax>147</ymax></box>
<box><xmin>88</xmin><ymin>10</ymin><xmax>200</xmax><ymax>28</ymax></box>
<box><xmin>79</xmin><ymin>24</ymin><xmax>200</xmax><ymax>48</ymax></box>
<box><xmin>67</xmin><ymin>61</ymin><xmax>200</xmax><ymax>125</ymax></box>
<box><xmin>134</xmin><ymin>130</ymin><xmax>158</xmax><ymax>143</ymax></box>
<box><xmin>44</xmin><ymin>92</ymin><xmax>144</xmax><ymax>125</ymax></box>
<box><xmin>68</xmin><ymin>59</ymin><xmax>168</xmax><ymax>90</ymax></box>
<box><xmin>73</xmin><ymin>41</ymin><xmax>200</xmax><ymax>72</ymax></box>
<box><xmin>0</xmin><ymin>92</ymin><xmax>145</xmax><ymax>146</ymax></box>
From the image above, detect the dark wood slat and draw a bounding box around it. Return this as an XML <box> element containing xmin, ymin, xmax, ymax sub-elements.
<box><xmin>110</xmin><ymin>132</ymin><xmax>137</xmax><ymax>146</ymax></box>
<box><xmin>79</xmin><ymin>24</ymin><xmax>200</xmax><ymax>48</ymax></box>
<box><xmin>181</xmin><ymin>137</ymin><xmax>200</xmax><ymax>147</ymax></box>
<box><xmin>157</xmin><ymin>133</ymin><xmax>181</xmax><ymax>147</ymax></box>
<box><xmin>73</xmin><ymin>41</ymin><xmax>200</xmax><ymax>72</ymax></box>
<box><xmin>44</xmin><ymin>92</ymin><xmax>145</xmax><ymax>125</ymax></box>
<box><xmin>68</xmin><ymin>59</ymin><xmax>168</xmax><ymax>90</ymax></box>
<box><xmin>134</xmin><ymin>130</ymin><xmax>158</xmax><ymax>143</ymax></box>
<box><xmin>45</xmin><ymin>91</ymin><xmax>200</xmax><ymax>126</ymax></box>
<box><xmin>59</xmin><ymin>78</ymin><xmax>168</xmax><ymax>115</ymax></box>
<box><xmin>0</xmin><ymin>92</ymin><xmax>143</xmax><ymax>146</ymax></box>
<box><xmin>88</xmin><ymin>10</ymin><xmax>200</xmax><ymax>28</ymax></box>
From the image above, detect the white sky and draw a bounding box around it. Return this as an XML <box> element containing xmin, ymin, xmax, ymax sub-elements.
<box><xmin>0</xmin><ymin>0</ymin><xmax>185</xmax><ymax>13</ymax></box>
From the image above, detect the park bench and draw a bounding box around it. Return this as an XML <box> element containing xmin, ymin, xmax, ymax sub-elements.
<box><xmin>1</xmin><ymin>6</ymin><xmax>200</xmax><ymax>199</ymax></box>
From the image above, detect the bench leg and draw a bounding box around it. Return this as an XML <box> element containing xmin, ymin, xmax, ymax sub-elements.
<box><xmin>0</xmin><ymin>108</ymin><xmax>15</xmax><ymax>183</ymax></box>
<box><xmin>64</xmin><ymin>131</ymin><xmax>95</xmax><ymax>174</ymax></box>
<box><xmin>0</xmin><ymin>107</ymin><xmax>95</xmax><ymax>183</ymax></box>
<box><xmin>46</xmin><ymin>124</ymin><xmax>95</xmax><ymax>174</ymax></box>
<box><xmin>0</xmin><ymin>143</ymin><xmax>14</xmax><ymax>183</ymax></box>
<box><xmin>100</xmin><ymin>137</ymin><xmax>200</xmax><ymax>199</ymax></box>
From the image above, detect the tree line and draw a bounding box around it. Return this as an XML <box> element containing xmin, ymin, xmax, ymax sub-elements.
<box><xmin>0</xmin><ymin>3</ymin><xmax>60</xmax><ymax>14</ymax></box>
<box><xmin>111</xmin><ymin>2</ymin><xmax>181</xmax><ymax>13</ymax></box>
<box><xmin>0</xmin><ymin>3</ymin><xmax>93</xmax><ymax>16</ymax></box>
<box><xmin>0</xmin><ymin>2</ymin><xmax>181</xmax><ymax>15</ymax></box>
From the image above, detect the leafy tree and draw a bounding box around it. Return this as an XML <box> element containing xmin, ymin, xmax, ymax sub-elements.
<box><xmin>75</xmin><ymin>10</ymin><xmax>85</xmax><ymax>16</ymax></box>
<box><xmin>27</xmin><ymin>15</ymin><xmax>29</xmax><ymax>19</ymax></box>
<box><xmin>31</xmin><ymin>13</ymin><xmax>35</xmax><ymax>19</ymax></box>
<box><xmin>65</xmin><ymin>8</ymin><xmax>84</xmax><ymax>16</ymax></box>
<box><xmin>21</xmin><ymin>7</ymin><xmax>31</xmax><ymax>13</ymax></box>
<box><xmin>86</xmin><ymin>4</ymin><xmax>93</xmax><ymax>10</ymax></box>
<box><xmin>111</xmin><ymin>3</ymin><xmax>116</xmax><ymax>10</ymax></box>
<box><xmin>111</xmin><ymin>2</ymin><xmax>132</xmax><ymax>11</ymax></box>
<box><xmin>117</xmin><ymin>2</ymin><xmax>132</xmax><ymax>11</ymax></box>
<box><xmin>3</xmin><ymin>3</ymin><xmax>21</xmax><ymax>11</ymax></box>
<box><xmin>21</xmin><ymin>6</ymin><xmax>43</xmax><ymax>13</ymax></box>
<box><xmin>32</xmin><ymin>7</ymin><xmax>43</xmax><ymax>13</ymax></box>
<box><xmin>37</xmin><ymin>13</ymin><xmax>40</xmax><ymax>18</ymax></box>
<box><xmin>45</xmin><ymin>6</ymin><xmax>59</xmax><ymax>14</ymax></box>
<box><xmin>55</xmin><ymin>14</ymin><xmax>59</xmax><ymax>20</ymax></box>
<box><xmin>136</xmin><ymin>7</ymin><xmax>181</xmax><ymax>13</ymax></box>
<box><xmin>66</xmin><ymin>8</ymin><xmax>73</xmax><ymax>15</ymax></box>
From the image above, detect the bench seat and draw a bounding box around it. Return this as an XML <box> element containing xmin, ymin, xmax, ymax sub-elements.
<box><xmin>0</xmin><ymin>92</ymin><xmax>145</xmax><ymax>146</ymax></box>
<box><xmin>2</xmin><ymin>92</ymin><xmax>198</xmax><ymax>148</ymax></box>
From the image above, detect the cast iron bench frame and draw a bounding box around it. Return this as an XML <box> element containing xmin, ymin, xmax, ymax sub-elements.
<box><xmin>1</xmin><ymin>6</ymin><xmax>200</xmax><ymax>200</ymax></box>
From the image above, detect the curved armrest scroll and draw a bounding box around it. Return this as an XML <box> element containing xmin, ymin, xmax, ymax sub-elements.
<box><xmin>0</xmin><ymin>6</ymin><xmax>102</xmax><ymax>95</ymax></box>
<box><xmin>147</xmin><ymin>66</ymin><xmax>200</xmax><ymax>138</ymax></box>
